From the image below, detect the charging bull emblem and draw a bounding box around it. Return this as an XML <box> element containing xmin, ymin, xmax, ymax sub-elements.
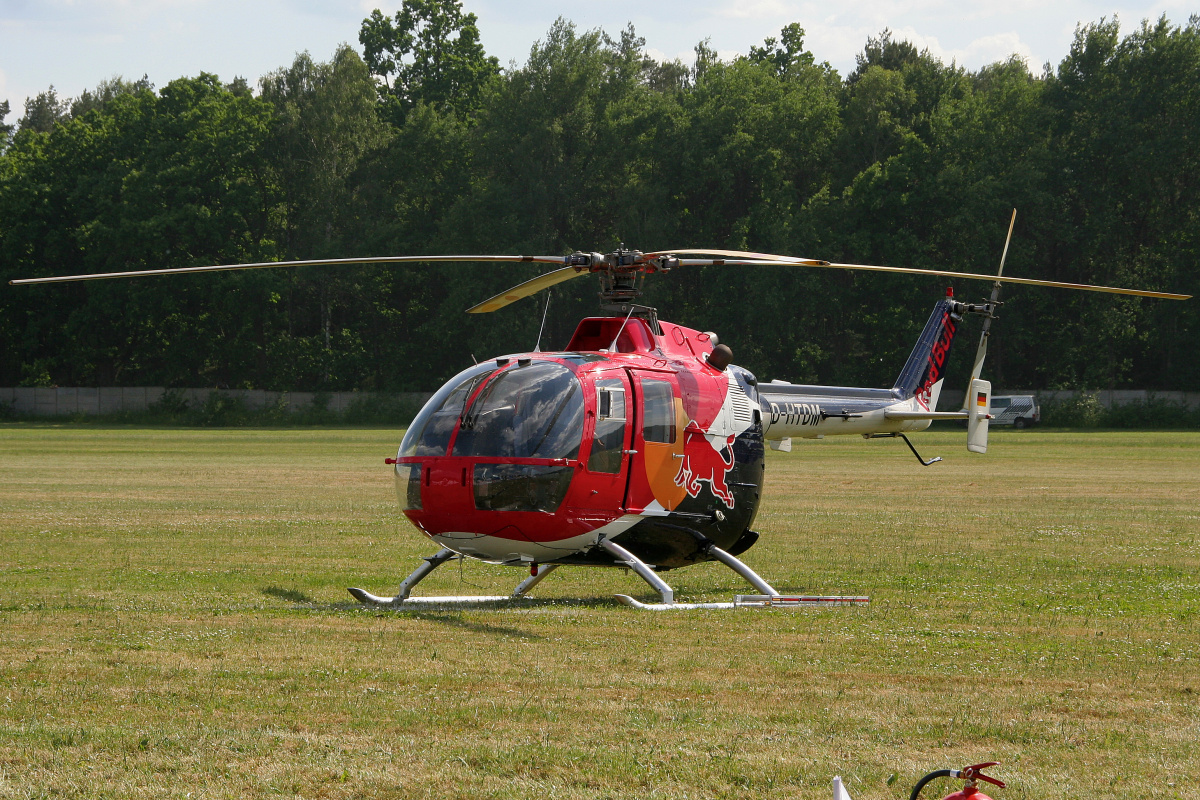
<box><xmin>670</xmin><ymin>373</ymin><xmax>757</xmax><ymax>509</ymax></box>
<box><xmin>675</xmin><ymin>425</ymin><xmax>737</xmax><ymax>507</ymax></box>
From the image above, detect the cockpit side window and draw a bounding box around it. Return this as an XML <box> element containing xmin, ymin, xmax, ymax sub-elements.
<box><xmin>398</xmin><ymin>362</ymin><xmax>498</xmax><ymax>457</ymax></box>
<box><xmin>587</xmin><ymin>378</ymin><xmax>627</xmax><ymax>473</ymax></box>
<box><xmin>453</xmin><ymin>361</ymin><xmax>584</xmax><ymax>459</ymax></box>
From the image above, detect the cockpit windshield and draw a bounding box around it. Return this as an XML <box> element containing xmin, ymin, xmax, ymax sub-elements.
<box><xmin>453</xmin><ymin>361</ymin><xmax>584</xmax><ymax>459</ymax></box>
<box><xmin>398</xmin><ymin>361</ymin><xmax>499</xmax><ymax>457</ymax></box>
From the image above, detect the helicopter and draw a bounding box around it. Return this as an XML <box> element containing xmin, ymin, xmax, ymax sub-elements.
<box><xmin>11</xmin><ymin>213</ymin><xmax>1191</xmax><ymax>609</ymax></box>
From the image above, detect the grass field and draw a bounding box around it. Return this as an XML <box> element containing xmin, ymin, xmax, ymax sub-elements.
<box><xmin>1</xmin><ymin>426</ymin><xmax>1197</xmax><ymax>800</ymax></box>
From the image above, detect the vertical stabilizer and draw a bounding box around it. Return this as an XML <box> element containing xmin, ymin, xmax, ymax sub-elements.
<box><xmin>892</xmin><ymin>297</ymin><xmax>962</xmax><ymax>410</ymax></box>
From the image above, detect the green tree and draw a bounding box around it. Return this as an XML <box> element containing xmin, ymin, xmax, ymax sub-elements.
<box><xmin>69</xmin><ymin>75</ymin><xmax>154</xmax><ymax>118</ymax></box>
<box><xmin>16</xmin><ymin>87</ymin><xmax>69</xmax><ymax>134</ymax></box>
<box><xmin>637</xmin><ymin>27</ymin><xmax>844</xmax><ymax>383</ymax></box>
<box><xmin>3</xmin><ymin>15</ymin><xmax>1198</xmax><ymax>395</ymax></box>
<box><xmin>259</xmin><ymin>45</ymin><xmax>395</xmax><ymax>387</ymax></box>
<box><xmin>260</xmin><ymin>46</ymin><xmax>391</xmax><ymax>259</ymax></box>
<box><xmin>1036</xmin><ymin>16</ymin><xmax>1200</xmax><ymax>390</ymax></box>
<box><xmin>359</xmin><ymin>0</ymin><xmax>499</xmax><ymax>123</ymax></box>
<box><xmin>0</xmin><ymin>75</ymin><xmax>281</xmax><ymax>387</ymax></box>
<box><xmin>0</xmin><ymin>100</ymin><xmax>13</xmax><ymax>150</ymax></box>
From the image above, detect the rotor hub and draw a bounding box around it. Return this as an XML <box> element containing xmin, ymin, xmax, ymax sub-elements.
<box><xmin>568</xmin><ymin>246</ymin><xmax>680</xmax><ymax>314</ymax></box>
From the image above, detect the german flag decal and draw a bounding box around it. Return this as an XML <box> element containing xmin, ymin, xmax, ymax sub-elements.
<box><xmin>976</xmin><ymin>392</ymin><xmax>988</xmax><ymax>407</ymax></box>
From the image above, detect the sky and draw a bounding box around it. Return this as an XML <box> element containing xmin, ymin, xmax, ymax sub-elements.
<box><xmin>1</xmin><ymin>0</ymin><xmax>1194</xmax><ymax>121</ymax></box>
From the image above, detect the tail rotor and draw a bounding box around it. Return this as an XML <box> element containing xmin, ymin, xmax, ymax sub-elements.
<box><xmin>962</xmin><ymin>209</ymin><xmax>1017</xmax><ymax>454</ymax></box>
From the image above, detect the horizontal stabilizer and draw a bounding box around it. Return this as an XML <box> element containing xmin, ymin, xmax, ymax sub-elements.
<box><xmin>884</xmin><ymin>410</ymin><xmax>970</xmax><ymax>420</ymax></box>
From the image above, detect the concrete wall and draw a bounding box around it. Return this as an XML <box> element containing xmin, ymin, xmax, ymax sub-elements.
<box><xmin>0</xmin><ymin>387</ymin><xmax>433</xmax><ymax>416</ymax></box>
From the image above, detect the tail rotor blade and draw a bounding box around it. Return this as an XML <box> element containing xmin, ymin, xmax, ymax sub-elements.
<box><xmin>970</xmin><ymin>209</ymin><xmax>1018</xmax><ymax>386</ymax></box>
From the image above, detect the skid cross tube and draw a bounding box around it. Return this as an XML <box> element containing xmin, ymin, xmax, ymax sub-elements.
<box><xmin>347</xmin><ymin>547</ymin><xmax>458</xmax><ymax>605</ymax></box>
<box><xmin>511</xmin><ymin>564</ymin><xmax>560</xmax><ymax>598</ymax></box>
<box><xmin>600</xmin><ymin>539</ymin><xmax>674</xmax><ymax>604</ymax></box>
<box><xmin>707</xmin><ymin>545</ymin><xmax>779</xmax><ymax>595</ymax></box>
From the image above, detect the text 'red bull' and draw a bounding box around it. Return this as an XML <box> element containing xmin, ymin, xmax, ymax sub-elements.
<box><xmin>914</xmin><ymin>312</ymin><xmax>957</xmax><ymax>410</ymax></box>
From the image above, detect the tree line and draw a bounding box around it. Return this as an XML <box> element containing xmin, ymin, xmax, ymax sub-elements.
<box><xmin>1</xmin><ymin>5</ymin><xmax>1197</xmax><ymax>395</ymax></box>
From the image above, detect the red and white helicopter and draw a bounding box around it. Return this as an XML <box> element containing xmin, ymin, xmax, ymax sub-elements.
<box><xmin>12</xmin><ymin>213</ymin><xmax>1189</xmax><ymax>609</ymax></box>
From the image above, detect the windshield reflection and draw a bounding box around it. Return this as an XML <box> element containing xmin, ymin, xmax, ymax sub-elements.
<box><xmin>453</xmin><ymin>361</ymin><xmax>584</xmax><ymax>459</ymax></box>
<box><xmin>399</xmin><ymin>361</ymin><xmax>498</xmax><ymax>457</ymax></box>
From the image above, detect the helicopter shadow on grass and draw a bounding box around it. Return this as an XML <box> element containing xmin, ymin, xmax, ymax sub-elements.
<box><xmin>261</xmin><ymin>586</ymin><xmax>547</xmax><ymax>638</ymax></box>
<box><xmin>375</xmin><ymin>609</ymin><xmax>550</xmax><ymax>639</ymax></box>
<box><xmin>317</xmin><ymin>594</ymin><xmax>651</xmax><ymax>639</ymax></box>
<box><xmin>262</xmin><ymin>585</ymin><xmax>315</xmax><ymax>604</ymax></box>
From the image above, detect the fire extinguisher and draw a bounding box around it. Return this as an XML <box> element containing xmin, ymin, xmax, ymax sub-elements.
<box><xmin>909</xmin><ymin>762</ymin><xmax>1005</xmax><ymax>800</ymax></box>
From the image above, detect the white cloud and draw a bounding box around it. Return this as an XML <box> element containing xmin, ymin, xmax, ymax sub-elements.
<box><xmin>643</xmin><ymin>46</ymin><xmax>699</xmax><ymax>66</ymax></box>
<box><xmin>715</xmin><ymin>0</ymin><xmax>791</xmax><ymax>21</ymax></box>
<box><xmin>959</xmin><ymin>32</ymin><xmax>1036</xmax><ymax>67</ymax></box>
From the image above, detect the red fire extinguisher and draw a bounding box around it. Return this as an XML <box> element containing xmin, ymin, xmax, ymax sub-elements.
<box><xmin>909</xmin><ymin>762</ymin><xmax>1005</xmax><ymax>800</ymax></box>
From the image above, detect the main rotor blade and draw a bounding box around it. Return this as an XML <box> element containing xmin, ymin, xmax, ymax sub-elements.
<box><xmin>8</xmin><ymin>254</ymin><xmax>572</xmax><ymax>285</ymax></box>
<box><xmin>466</xmin><ymin>266</ymin><xmax>588</xmax><ymax>313</ymax></box>
<box><xmin>819</xmin><ymin>262</ymin><xmax>1190</xmax><ymax>300</ymax></box>
<box><xmin>466</xmin><ymin>258</ymin><xmax>823</xmax><ymax>313</ymax></box>
<box><xmin>654</xmin><ymin>246</ymin><xmax>1188</xmax><ymax>300</ymax></box>
<box><xmin>646</xmin><ymin>248</ymin><xmax>829</xmax><ymax>265</ymax></box>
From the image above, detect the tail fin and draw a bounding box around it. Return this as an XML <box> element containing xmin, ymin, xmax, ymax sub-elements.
<box><xmin>892</xmin><ymin>297</ymin><xmax>962</xmax><ymax>410</ymax></box>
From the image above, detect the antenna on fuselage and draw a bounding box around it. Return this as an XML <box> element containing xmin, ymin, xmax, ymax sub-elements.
<box><xmin>534</xmin><ymin>291</ymin><xmax>552</xmax><ymax>352</ymax></box>
<box><xmin>607</xmin><ymin>304</ymin><xmax>638</xmax><ymax>352</ymax></box>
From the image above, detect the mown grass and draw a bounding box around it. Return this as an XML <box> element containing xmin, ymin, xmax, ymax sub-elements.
<box><xmin>0</xmin><ymin>426</ymin><xmax>1196</xmax><ymax>800</ymax></box>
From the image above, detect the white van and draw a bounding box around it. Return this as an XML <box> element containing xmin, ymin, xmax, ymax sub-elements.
<box><xmin>990</xmin><ymin>395</ymin><xmax>1040</xmax><ymax>428</ymax></box>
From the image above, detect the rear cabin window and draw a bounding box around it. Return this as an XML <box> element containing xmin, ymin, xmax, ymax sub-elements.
<box><xmin>641</xmin><ymin>379</ymin><xmax>676</xmax><ymax>444</ymax></box>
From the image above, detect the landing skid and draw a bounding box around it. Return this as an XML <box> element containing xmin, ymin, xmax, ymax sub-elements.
<box><xmin>347</xmin><ymin>541</ymin><xmax>868</xmax><ymax>610</ymax></box>
<box><xmin>615</xmin><ymin>594</ymin><xmax>871</xmax><ymax>610</ymax></box>
<box><xmin>347</xmin><ymin>590</ymin><xmax>522</xmax><ymax>606</ymax></box>
<box><xmin>347</xmin><ymin>548</ymin><xmax>559</xmax><ymax>607</ymax></box>
<box><xmin>599</xmin><ymin>540</ymin><xmax>867</xmax><ymax>609</ymax></box>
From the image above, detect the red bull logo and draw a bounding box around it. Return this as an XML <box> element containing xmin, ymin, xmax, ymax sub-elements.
<box><xmin>674</xmin><ymin>422</ymin><xmax>737</xmax><ymax>508</ymax></box>
<box><xmin>914</xmin><ymin>311</ymin><xmax>957</xmax><ymax>410</ymax></box>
